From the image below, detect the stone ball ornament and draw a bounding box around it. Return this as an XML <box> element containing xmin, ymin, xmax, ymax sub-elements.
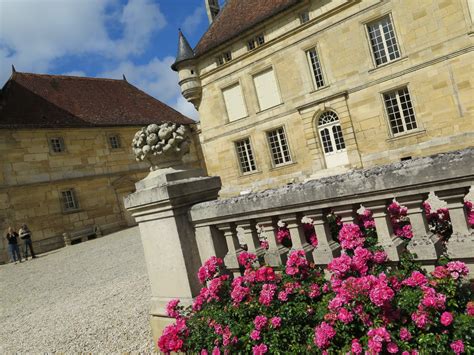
<box><xmin>132</xmin><ymin>122</ymin><xmax>192</xmax><ymax>170</ymax></box>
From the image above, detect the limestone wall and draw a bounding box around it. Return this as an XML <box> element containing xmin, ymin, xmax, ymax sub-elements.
<box><xmin>195</xmin><ymin>0</ymin><xmax>474</xmax><ymax>196</ymax></box>
<box><xmin>0</xmin><ymin>125</ymin><xmax>203</xmax><ymax>263</ymax></box>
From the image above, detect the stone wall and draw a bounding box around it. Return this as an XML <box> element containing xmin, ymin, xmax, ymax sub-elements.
<box><xmin>0</xmin><ymin>125</ymin><xmax>203</xmax><ymax>263</ymax></box>
<box><xmin>194</xmin><ymin>0</ymin><xmax>474</xmax><ymax>196</ymax></box>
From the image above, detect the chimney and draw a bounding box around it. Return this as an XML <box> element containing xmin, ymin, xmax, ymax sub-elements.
<box><xmin>205</xmin><ymin>0</ymin><xmax>220</xmax><ymax>24</ymax></box>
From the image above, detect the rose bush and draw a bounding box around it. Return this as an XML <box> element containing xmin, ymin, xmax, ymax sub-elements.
<box><xmin>158</xmin><ymin>206</ymin><xmax>473</xmax><ymax>354</ymax></box>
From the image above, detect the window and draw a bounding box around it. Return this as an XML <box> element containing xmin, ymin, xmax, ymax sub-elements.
<box><xmin>247</xmin><ymin>34</ymin><xmax>265</xmax><ymax>51</ymax></box>
<box><xmin>216</xmin><ymin>51</ymin><xmax>232</xmax><ymax>66</ymax></box>
<box><xmin>61</xmin><ymin>189</ymin><xmax>79</xmax><ymax>212</ymax></box>
<box><xmin>222</xmin><ymin>83</ymin><xmax>247</xmax><ymax>121</ymax></box>
<box><xmin>253</xmin><ymin>68</ymin><xmax>281</xmax><ymax>111</ymax></box>
<box><xmin>49</xmin><ymin>137</ymin><xmax>65</xmax><ymax>153</ymax></box>
<box><xmin>367</xmin><ymin>15</ymin><xmax>400</xmax><ymax>66</ymax></box>
<box><xmin>383</xmin><ymin>87</ymin><xmax>417</xmax><ymax>135</ymax></box>
<box><xmin>267</xmin><ymin>127</ymin><xmax>292</xmax><ymax>166</ymax></box>
<box><xmin>306</xmin><ymin>48</ymin><xmax>325</xmax><ymax>89</ymax></box>
<box><xmin>318</xmin><ymin>111</ymin><xmax>346</xmax><ymax>154</ymax></box>
<box><xmin>109</xmin><ymin>135</ymin><xmax>121</xmax><ymax>149</ymax></box>
<box><xmin>235</xmin><ymin>138</ymin><xmax>257</xmax><ymax>174</ymax></box>
<box><xmin>299</xmin><ymin>11</ymin><xmax>310</xmax><ymax>24</ymax></box>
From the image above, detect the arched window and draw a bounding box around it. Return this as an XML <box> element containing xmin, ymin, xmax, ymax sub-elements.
<box><xmin>318</xmin><ymin>111</ymin><xmax>346</xmax><ymax>155</ymax></box>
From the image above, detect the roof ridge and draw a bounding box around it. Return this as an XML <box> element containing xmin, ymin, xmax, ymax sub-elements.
<box><xmin>13</xmin><ymin>72</ymin><xmax>126</xmax><ymax>83</ymax></box>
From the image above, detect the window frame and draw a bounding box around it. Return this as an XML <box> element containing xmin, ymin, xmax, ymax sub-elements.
<box><xmin>317</xmin><ymin>111</ymin><xmax>347</xmax><ymax>156</ymax></box>
<box><xmin>247</xmin><ymin>33</ymin><xmax>265</xmax><ymax>51</ymax></box>
<box><xmin>381</xmin><ymin>85</ymin><xmax>419</xmax><ymax>137</ymax></box>
<box><xmin>299</xmin><ymin>10</ymin><xmax>310</xmax><ymax>24</ymax></box>
<box><xmin>60</xmin><ymin>189</ymin><xmax>79</xmax><ymax>213</ymax></box>
<box><xmin>306</xmin><ymin>46</ymin><xmax>326</xmax><ymax>90</ymax></box>
<box><xmin>108</xmin><ymin>134</ymin><xmax>122</xmax><ymax>149</ymax></box>
<box><xmin>216</xmin><ymin>51</ymin><xmax>232</xmax><ymax>66</ymax></box>
<box><xmin>49</xmin><ymin>137</ymin><xmax>66</xmax><ymax>154</ymax></box>
<box><xmin>234</xmin><ymin>137</ymin><xmax>258</xmax><ymax>175</ymax></box>
<box><xmin>265</xmin><ymin>126</ymin><xmax>293</xmax><ymax>167</ymax></box>
<box><xmin>365</xmin><ymin>14</ymin><xmax>401</xmax><ymax>67</ymax></box>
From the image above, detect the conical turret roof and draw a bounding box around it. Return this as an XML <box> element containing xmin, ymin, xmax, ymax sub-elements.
<box><xmin>171</xmin><ymin>30</ymin><xmax>194</xmax><ymax>71</ymax></box>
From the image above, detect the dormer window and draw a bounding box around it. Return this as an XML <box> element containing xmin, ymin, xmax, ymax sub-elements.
<box><xmin>216</xmin><ymin>51</ymin><xmax>232</xmax><ymax>66</ymax></box>
<box><xmin>299</xmin><ymin>11</ymin><xmax>310</xmax><ymax>24</ymax></box>
<box><xmin>247</xmin><ymin>34</ymin><xmax>265</xmax><ymax>51</ymax></box>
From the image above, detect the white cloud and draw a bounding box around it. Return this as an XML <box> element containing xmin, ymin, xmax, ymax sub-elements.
<box><xmin>182</xmin><ymin>6</ymin><xmax>205</xmax><ymax>35</ymax></box>
<box><xmin>98</xmin><ymin>57</ymin><xmax>198</xmax><ymax>120</ymax></box>
<box><xmin>0</xmin><ymin>0</ymin><xmax>166</xmax><ymax>83</ymax></box>
<box><xmin>62</xmin><ymin>70</ymin><xmax>86</xmax><ymax>77</ymax></box>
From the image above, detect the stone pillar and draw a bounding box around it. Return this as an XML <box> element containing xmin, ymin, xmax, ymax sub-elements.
<box><xmin>306</xmin><ymin>211</ymin><xmax>340</xmax><ymax>265</ymax></box>
<box><xmin>280</xmin><ymin>214</ymin><xmax>313</xmax><ymax>261</ymax></box>
<box><xmin>217</xmin><ymin>223</ymin><xmax>242</xmax><ymax>276</ymax></box>
<box><xmin>125</xmin><ymin>167</ymin><xmax>221</xmax><ymax>344</ymax></box>
<box><xmin>364</xmin><ymin>200</ymin><xmax>403</xmax><ymax>262</ymax></box>
<box><xmin>236</xmin><ymin>220</ymin><xmax>264</xmax><ymax>259</ymax></box>
<box><xmin>257</xmin><ymin>218</ymin><xmax>288</xmax><ymax>266</ymax></box>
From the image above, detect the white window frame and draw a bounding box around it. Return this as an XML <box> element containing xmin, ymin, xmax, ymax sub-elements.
<box><xmin>235</xmin><ymin>138</ymin><xmax>257</xmax><ymax>174</ymax></box>
<box><xmin>317</xmin><ymin>111</ymin><xmax>346</xmax><ymax>155</ymax></box>
<box><xmin>266</xmin><ymin>127</ymin><xmax>292</xmax><ymax>167</ymax></box>
<box><xmin>306</xmin><ymin>47</ymin><xmax>326</xmax><ymax>90</ymax></box>
<box><xmin>49</xmin><ymin>137</ymin><xmax>65</xmax><ymax>153</ymax></box>
<box><xmin>247</xmin><ymin>33</ymin><xmax>265</xmax><ymax>51</ymax></box>
<box><xmin>382</xmin><ymin>86</ymin><xmax>418</xmax><ymax>136</ymax></box>
<box><xmin>366</xmin><ymin>14</ymin><xmax>401</xmax><ymax>67</ymax></box>
<box><xmin>61</xmin><ymin>189</ymin><xmax>79</xmax><ymax>212</ymax></box>
<box><xmin>216</xmin><ymin>51</ymin><xmax>232</xmax><ymax>66</ymax></box>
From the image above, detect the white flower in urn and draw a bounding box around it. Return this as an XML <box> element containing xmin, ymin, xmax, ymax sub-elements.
<box><xmin>132</xmin><ymin>122</ymin><xmax>192</xmax><ymax>170</ymax></box>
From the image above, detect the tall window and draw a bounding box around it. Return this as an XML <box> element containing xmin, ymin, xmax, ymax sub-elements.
<box><xmin>222</xmin><ymin>83</ymin><xmax>247</xmax><ymax>122</ymax></box>
<box><xmin>306</xmin><ymin>48</ymin><xmax>325</xmax><ymax>89</ymax></box>
<box><xmin>267</xmin><ymin>127</ymin><xmax>292</xmax><ymax>166</ymax></box>
<box><xmin>383</xmin><ymin>87</ymin><xmax>417</xmax><ymax>135</ymax></box>
<box><xmin>367</xmin><ymin>15</ymin><xmax>400</xmax><ymax>66</ymax></box>
<box><xmin>109</xmin><ymin>135</ymin><xmax>121</xmax><ymax>149</ymax></box>
<box><xmin>247</xmin><ymin>34</ymin><xmax>265</xmax><ymax>51</ymax></box>
<box><xmin>253</xmin><ymin>68</ymin><xmax>281</xmax><ymax>111</ymax></box>
<box><xmin>318</xmin><ymin>111</ymin><xmax>346</xmax><ymax>155</ymax></box>
<box><xmin>49</xmin><ymin>137</ymin><xmax>65</xmax><ymax>153</ymax></box>
<box><xmin>61</xmin><ymin>189</ymin><xmax>79</xmax><ymax>212</ymax></box>
<box><xmin>235</xmin><ymin>138</ymin><xmax>257</xmax><ymax>174</ymax></box>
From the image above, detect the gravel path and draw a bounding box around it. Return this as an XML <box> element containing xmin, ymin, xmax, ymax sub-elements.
<box><xmin>0</xmin><ymin>227</ymin><xmax>155</xmax><ymax>354</ymax></box>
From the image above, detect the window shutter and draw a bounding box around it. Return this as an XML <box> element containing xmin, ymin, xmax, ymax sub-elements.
<box><xmin>223</xmin><ymin>84</ymin><xmax>247</xmax><ymax>121</ymax></box>
<box><xmin>253</xmin><ymin>69</ymin><xmax>281</xmax><ymax>111</ymax></box>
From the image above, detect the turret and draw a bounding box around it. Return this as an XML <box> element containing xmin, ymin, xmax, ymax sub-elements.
<box><xmin>171</xmin><ymin>30</ymin><xmax>202</xmax><ymax>109</ymax></box>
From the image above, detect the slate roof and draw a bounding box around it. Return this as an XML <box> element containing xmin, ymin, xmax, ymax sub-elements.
<box><xmin>0</xmin><ymin>72</ymin><xmax>193</xmax><ymax>128</ymax></box>
<box><xmin>194</xmin><ymin>0</ymin><xmax>301</xmax><ymax>56</ymax></box>
<box><xmin>171</xmin><ymin>30</ymin><xmax>195</xmax><ymax>71</ymax></box>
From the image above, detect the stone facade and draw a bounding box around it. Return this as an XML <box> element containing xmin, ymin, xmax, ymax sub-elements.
<box><xmin>176</xmin><ymin>0</ymin><xmax>474</xmax><ymax>196</ymax></box>
<box><xmin>0</xmin><ymin>126</ymin><xmax>203</xmax><ymax>263</ymax></box>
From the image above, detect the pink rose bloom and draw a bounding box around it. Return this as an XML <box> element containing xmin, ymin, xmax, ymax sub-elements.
<box><xmin>450</xmin><ymin>340</ymin><xmax>465</xmax><ymax>354</ymax></box>
<box><xmin>412</xmin><ymin>310</ymin><xmax>430</xmax><ymax>329</ymax></box>
<box><xmin>165</xmin><ymin>299</ymin><xmax>180</xmax><ymax>318</ymax></box>
<box><xmin>237</xmin><ymin>252</ymin><xmax>257</xmax><ymax>269</ymax></box>
<box><xmin>440</xmin><ymin>311</ymin><xmax>453</xmax><ymax>326</ymax></box>
<box><xmin>467</xmin><ymin>301</ymin><xmax>474</xmax><ymax>316</ymax></box>
<box><xmin>278</xmin><ymin>290</ymin><xmax>288</xmax><ymax>302</ymax></box>
<box><xmin>400</xmin><ymin>328</ymin><xmax>412</xmax><ymax>341</ymax></box>
<box><xmin>373</xmin><ymin>250</ymin><xmax>388</xmax><ymax>264</ymax></box>
<box><xmin>403</xmin><ymin>271</ymin><xmax>428</xmax><ymax>287</ymax></box>
<box><xmin>338</xmin><ymin>223</ymin><xmax>365</xmax><ymax>250</ymax></box>
<box><xmin>212</xmin><ymin>347</ymin><xmax>220</xmax><ymax>355</ymax></box>
<box><xmin>337</xmin><ymin>308</ymin><xmax>354</xmax><ymax>324</ymax></box>
<box><xmin>259</xmin><ymin>284</ymin><xmax>277</xmax><ymax>306</ymax></box>
<box><xmin>328</xmin><ymin>254</ymin><xmax>352</xmax><ymax>277</ymax></box>
<box><xmin>250</xmin><ymin>330</ymin><xmax>261</xmax><ymax>341</ymax></box>
<box><xmin>309</xmin><ymin>283</ymin><xmax>320</xmax><ymax>298</ymax></box>
<box><xmin>270</xmin><ymin>316</ymin><xmax>281</xmax><ymax>328</ymax></box>
<box><xmin>446</xmin><ymin>261</ymin><xmax>469</xmax><ymax>279</ymax></box>
<box><xmin>351</xmin><ymin>339</ymin><xmax>363</xmax><ymax>354</ymax></box>
<box><xmin>252</xmin><ymin>344</ymin><xmax>268</xmax><ymax>355</ymax></box>
<box><xmin>314</xmin><ymin>322</ymin><xmax>336</xmax><ymax>349</ymax></box>
<box><xmin>387</xmin><ymin>342</ymin><xmax>399</xmax><ymax>354</ymax></box>
<box><xmin>254</xmin><ymin>315</ymin><xmax>268</xmax><ymax>330</ymax></box>
<box><xmin>201</xmin><ymin>350</ymin><xmax>209</xmax><ymax>355</ymax></box>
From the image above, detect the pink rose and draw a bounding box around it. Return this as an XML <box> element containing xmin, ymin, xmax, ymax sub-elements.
<box><xmin>450</xmin><ymin>340</ymin><xmax>464</xmax><ymax>354</ymax></box>
<box><xmin>440</xmin><ymin>311</ymin><xmax>453</xmax><ymax>326</ymax></box>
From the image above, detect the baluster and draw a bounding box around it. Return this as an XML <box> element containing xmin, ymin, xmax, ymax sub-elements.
<box><xmin>257</xmin><ymin>218</ymin><xmax>288</xmax><ymax>266</ymax></box>
<box><xmin>436</xmin><ymin>188</ymin><xmax>470</xmax><ymax>236</ymax></box>
<box><xmin>236</xmin><ymin>220</ymin><xmax>265</xmax><ymax>262</ymax></box>
<box><xmin>364</xmin><ymin>200</ymin><xmax>403</xmax><ymax>262</ymax></box>
<box><xmin>397</xmin><ymin>194</ymin><xmax>438</xmax><ymax>261</ymax></box>
<box><xmin>195</xmin><ymin>224</ymin><xmax>217</xmax><ymax>265</ymax></box>
<box><xmin>279</xmin><ymin>213</ymin><xmax>314</xmax><ymax>262</ymax></box>
<box><xmin>306</xmin><ymin>211</ymin><xmax>341</xmax><ymax>265</ymax></box>
<box><xmin>216</xmin><ymin>223</ymin><xmax>241</xmax><ymax>276</ymax></box>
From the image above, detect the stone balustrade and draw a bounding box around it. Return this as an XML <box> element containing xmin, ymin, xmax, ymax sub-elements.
<box><xmin>125</xmin><ymin>148</ymin><xmax>473</xmax><ymax>344</ymax></box>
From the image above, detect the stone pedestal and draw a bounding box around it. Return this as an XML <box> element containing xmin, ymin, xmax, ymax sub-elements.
<box><xmin>125</xmin><ymin>167</ymin><xmax>221</xmax><ymax>344</ymax></box>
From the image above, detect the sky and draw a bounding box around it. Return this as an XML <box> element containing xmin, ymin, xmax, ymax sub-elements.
<box><xmin>0</xmin><ymin>0</ymin><xmax>221</xmax><ymax>120</ymax></box>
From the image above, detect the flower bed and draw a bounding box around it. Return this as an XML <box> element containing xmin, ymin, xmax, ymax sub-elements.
<box><xmin>159</xmin><ymin>205</ymin><xmax>473</xmax><ymax>354</ymax></box>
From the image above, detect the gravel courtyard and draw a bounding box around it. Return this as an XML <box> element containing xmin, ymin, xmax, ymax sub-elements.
<box><xmin>0</xmin><ymin>227</ymin><xmax>155</xmax><ymax>353</ymax></box>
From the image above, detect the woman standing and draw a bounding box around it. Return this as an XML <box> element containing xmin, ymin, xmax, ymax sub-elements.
<box><xmin>19</xmin><ymin>224</ymin><xmax>36</xmax><ymax>260</ymax></box>
<box><xmin>6</xmin><ymin>226</ymin><xmax>21</xmax><ymax>264</ymax></box>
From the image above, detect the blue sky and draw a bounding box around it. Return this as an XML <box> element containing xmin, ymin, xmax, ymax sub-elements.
<box><xmin>0</xmin><ymin>0</ymin><xmax>219</xmax><ymax>119</ymax></box>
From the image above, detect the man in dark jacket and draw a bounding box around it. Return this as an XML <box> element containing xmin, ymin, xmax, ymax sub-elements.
<box><xmin>19</xmin><ymin>224</ymin><xmax>36</xmax><ymax>260</ymax></box>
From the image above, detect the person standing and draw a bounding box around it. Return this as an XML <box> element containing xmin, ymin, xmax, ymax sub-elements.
<box><xmin>6</xmin><ymin>226</ymin><xmax>21</xmax><ymax>264</ymax></box>
<box><xmin>19</xmin><ymin>224</ymin><xmax>36</xmax><ymax>260</ymax></box>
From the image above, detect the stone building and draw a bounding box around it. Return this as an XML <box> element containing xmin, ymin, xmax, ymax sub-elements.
<box><xmin>0</xmin><ymin>71</ymin><xmax>200</xmax><ymax>263</ymax></box>
<box><xmin>173</xmin><ymin>0</ymin><xmax>474</xmax><ymax>197</ymax></box>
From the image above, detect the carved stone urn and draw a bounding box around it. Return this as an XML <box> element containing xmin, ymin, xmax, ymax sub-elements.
<box><xmin>132</xmin><ymin>122</ymin><xmax>192</xmax><ymax>171</ymax></box>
